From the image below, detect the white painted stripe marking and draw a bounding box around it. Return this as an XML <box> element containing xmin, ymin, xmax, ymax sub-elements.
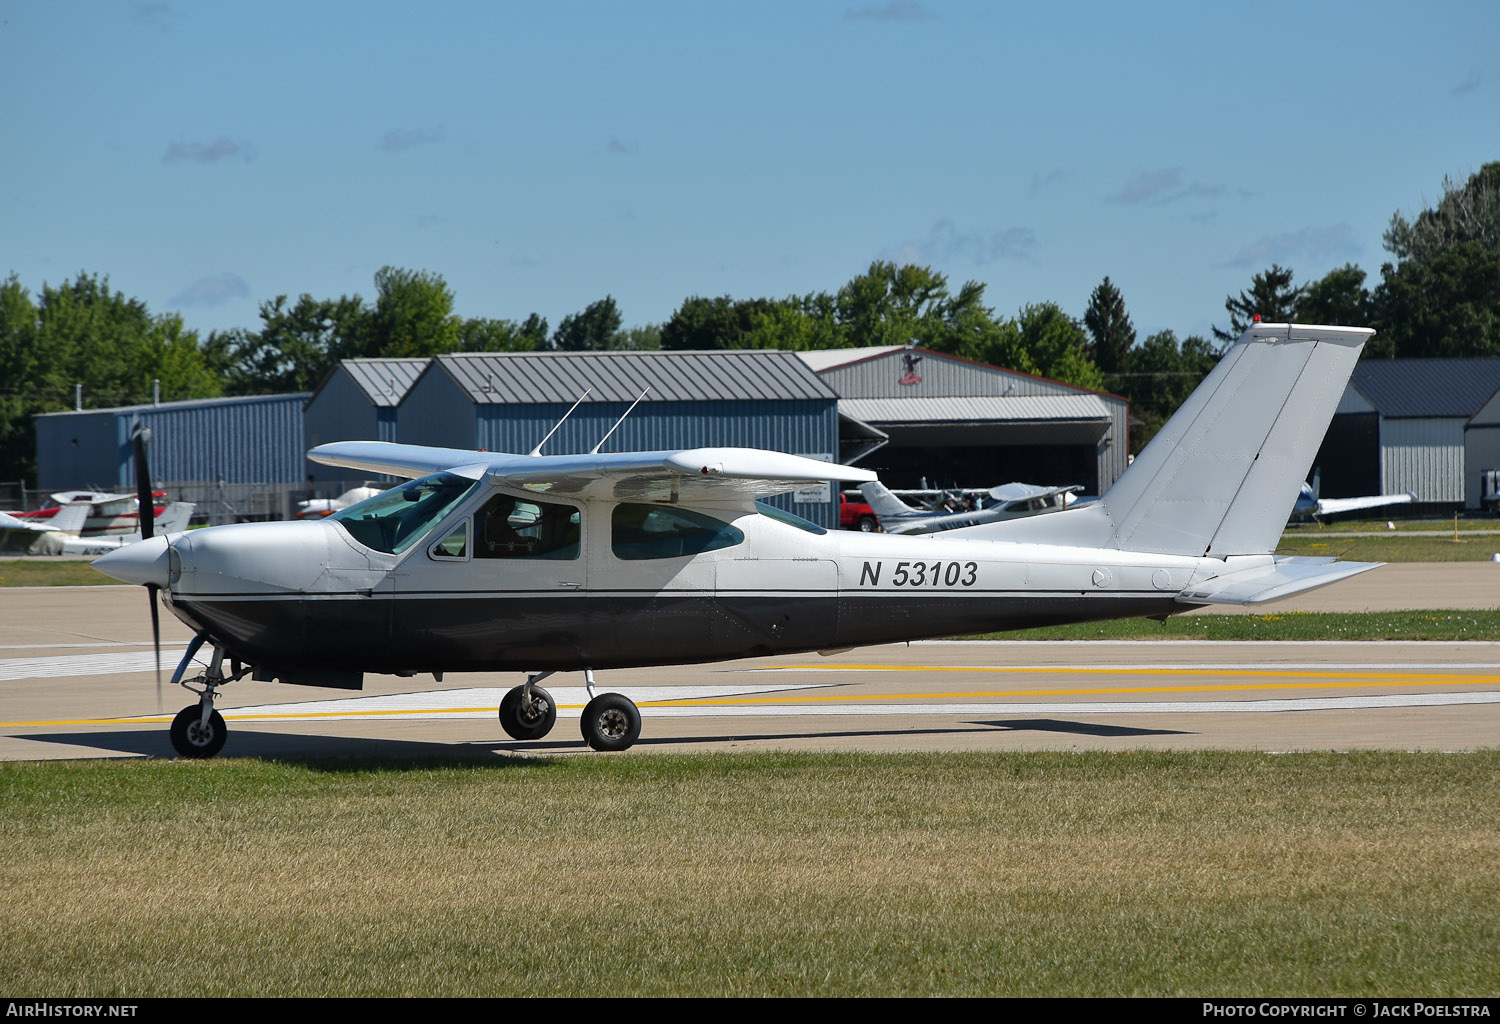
<box><xmin>0</xmin><ymin>651</ymin><xmax>188</xmax><ymax>681</ymax></box>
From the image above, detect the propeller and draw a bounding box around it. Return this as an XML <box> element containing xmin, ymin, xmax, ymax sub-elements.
<box><xmin>130</xmin><ymin>422</ymin><xmax>162</xmax><ymax>710</ymax></box>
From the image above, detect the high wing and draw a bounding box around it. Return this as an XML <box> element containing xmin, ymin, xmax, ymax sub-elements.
<box><xmin>309</xmin><ymin>441</ymin><xmax>876</xmax><ymax>504</ymax></box>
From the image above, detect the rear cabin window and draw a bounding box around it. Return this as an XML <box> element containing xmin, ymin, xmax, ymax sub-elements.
<box><xmin>475</xmin><ymin>494</ymin><xmax>580</xmax><ymax>560</ymax></box>
<box><xmin>611</xmin><ymin>504</ymin><xmax>744</xmax><ymax>560</ymax></box>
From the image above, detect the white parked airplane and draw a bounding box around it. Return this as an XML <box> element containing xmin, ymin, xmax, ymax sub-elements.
<box><xmin>0</xmin><ymin>500</ymin><xmax>193</xmax><ymax>556</ymax></box>
<box><xmin>1291</xmin><ymin>474</ymin><xmax>1415</xmax><ymax>521</ymax></box>
<box><xmin>296</xmin><ymin>486</ymin><xmax>382</xmax><ymax>519</ymax></box>
<box><xmin>862</xmin><ymin>480</ymin><xmax>1085</xmax><ymax>535</ymax></box>
<box><xmin>97</xmin><ymin>324</ymin><xmax>1378</xmax><ymax>758</ymax></box>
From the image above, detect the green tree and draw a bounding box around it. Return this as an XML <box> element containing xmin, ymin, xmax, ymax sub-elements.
<box><xmin>224</xmin><ymin>293</ymin><xmax>367</xmax><ymax>394</ymax></box>
<box><xmin>552</xmin><ymin>296</ymin><xmax>624</xmax><ymax>351</ymax></box>
<box><xmin>0</xmin><ymin>272</ymin><xmax>220</xmax><ymax>483</ymax></box>
<box><xmin>661</xmin><ymin>295</ymin><xmax>778</xmax><ymax>350</ymax></box>
<box><xmin>1295</xmin><ymin>264</ymin><xmax>1371</xmax><ymax>328</ymax></box>
<box><xmin>360</xmin><ymin>266</ymin><xmax>460</xmax><ymax>359</ymax></box>
<box><xmin>1372</xmin><ymin>163</ymin><xmax>1500</xmax><ymax>358</ymax></box>
<box><xmin>458</xmin><ymin>316</ymin><xmax>546</xmax><ymax>352</ymax></box>
<box><xmin>1083</xmin><ymin>276</ymin><xmax>1135</xmax><ymax>374</ymax></box>
<box><xmin>1016</xmin><ymin>302</ymin><xmax>1105</xmax><ymax>391</ymax></box>
<box><xmin>1213</xmin><ymin>264</ymin><xmax>1303</xmax><ymax>344</ymax></box>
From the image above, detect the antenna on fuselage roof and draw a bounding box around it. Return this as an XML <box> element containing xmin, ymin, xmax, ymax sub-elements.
<box><xmin>528</xmin><ymin>388</ymin><xmax>593</xmax><ymax>457</ymax></box>
<box><xmin>590</xmin><ymin>387</ymin><xmax>651</xmax><ymax>454</ymax></box>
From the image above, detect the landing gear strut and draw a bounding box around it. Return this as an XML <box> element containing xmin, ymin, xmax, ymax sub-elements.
<box><xmin>168</xmin><ymin>638</ymin><xmax>248</xmax><ymax>759</ymax></box>
<box><xmin>499</xmin><ymin>669</ymin><xmax>642</xmax><ymax>751</ymax></box>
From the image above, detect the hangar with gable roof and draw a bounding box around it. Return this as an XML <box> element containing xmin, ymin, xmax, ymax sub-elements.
<box><xmin>795</xmin><ymin>345</ymin><xmax>1130</xmax><ymax>495</ymax></box>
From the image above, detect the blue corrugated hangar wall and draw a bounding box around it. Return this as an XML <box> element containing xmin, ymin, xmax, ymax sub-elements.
<box><xmin>398</xmin><ymin>350</ymin><xmax>844</xmax><ymax>527</ymax></box>
<box><xmin>34</xmin><ymin>394</ymin><xmax>308</xmax><ymax>490</ymax></box>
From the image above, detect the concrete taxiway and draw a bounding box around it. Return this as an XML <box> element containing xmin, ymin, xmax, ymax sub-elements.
<box><xmin>1</xmin><ymin>565</ymin><xmax>1496</xmax><ymax>760</ymax></box>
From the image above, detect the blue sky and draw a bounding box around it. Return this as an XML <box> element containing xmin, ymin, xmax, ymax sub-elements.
<box><xmin>4</xmin><ymin>0</ymin><xmax>1496</xmax><ymax>345</ymax></box>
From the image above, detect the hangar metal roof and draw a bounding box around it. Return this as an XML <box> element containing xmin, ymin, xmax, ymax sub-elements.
<box><xmin>839</xmin><ymin>395</ymin><xmax>1113</xmax><ymax>425</ymax></box>
<box><xmin>1349</xmin><ymin>359</ymin><xmax>1500</xmax><ymax>419</ymax></box>
<box><xmin>333</xmin><ymin>358</ymin><xmax>430</xmax><ymax>407</ymax></box>
<box><xmin>429</xmin><ymin>350</ymin><xmax>839</xmax><ymax>404</ymax></box>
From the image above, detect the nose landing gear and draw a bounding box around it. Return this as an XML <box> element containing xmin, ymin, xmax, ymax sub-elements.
<box><xmin>167</xmin><ymin>636</ymin><xmax>250</xmax><ymax>759</ymax></box>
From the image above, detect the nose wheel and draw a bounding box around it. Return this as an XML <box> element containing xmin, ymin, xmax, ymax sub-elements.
<box><xmin>170</xmin><ymin>705</ymin><xmax>226</xmax><ymax>758</ymax></box>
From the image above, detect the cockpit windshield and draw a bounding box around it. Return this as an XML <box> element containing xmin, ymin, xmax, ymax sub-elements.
<box><xmin>330</xmin><ymin>472</ymin><xmax>480</xmax><ymax>554</ymax></box>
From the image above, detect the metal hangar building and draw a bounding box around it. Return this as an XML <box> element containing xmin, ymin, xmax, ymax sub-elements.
<box><xmin>1319</xmin><ymin>358</ymin><xmax>1500</xmax><ymax>512</ymax></box>
<box><xmin>795</xmin><ymin>346</ymin><xmax>1130</xmax><ymax>495</ymax></box>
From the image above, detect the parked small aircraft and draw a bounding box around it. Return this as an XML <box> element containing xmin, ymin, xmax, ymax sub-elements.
<box><xmin>0</xmin><ymin>500</ymin><xmax>193</xmax><ymax>556</ymax></box>
<box><xmin>96</xmin><ymin>324</ymin><xmax>1379</xmax><ymax>758</ymax></box>
<box><xmin>862</xmin><ymin>480</ymin><xmax>1085</xmax><ymax>535</ymax></box>
<box><xmin>1291</xmin><ymin>472</ymin><xmax>1415</xmax><ymax>521</ymax></box>
<box><xmin>296</xmin><ymin>486</ymin><xmax>382</xmax><ymax>520</ymax></box>
<box><xmin>7</xmin><ymin>489</ymin><xmax>169</xmax><ymax>536</ymax></box>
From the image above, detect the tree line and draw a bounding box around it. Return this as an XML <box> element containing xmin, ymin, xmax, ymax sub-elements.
<box><xmin>2</xmin><ymin>163</ymin><xmax>1496</xmax><ymax>486</ymax></box>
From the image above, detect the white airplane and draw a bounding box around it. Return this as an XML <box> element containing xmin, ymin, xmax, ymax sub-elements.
<box><xmin>296</xmin><ymin>486</ymin><xmax>383</xmax><ymax>520</ymax></box>
<box><xmin>7</xmin><ymin>489</ymin><xmax>170</xmax><ymax>536</ymax></box>
<box><xmin>1291</xmin><ymin>473</ymin><xmax>1414</xmax><ymax>521</ymax></box>
<box><xmin>0</xmin><ymin>500</ymin><xmax>193</xmax><ymax>556</ymax></box>
<box><xmin>863</xmin><ymin>480</ymin><xmax>1085</xmax><ymax>535</ymax></box>
<box><xmin>96</xmin><ymin>323</ymin><xmax>1379</xmax><ymax>759</ymax></box>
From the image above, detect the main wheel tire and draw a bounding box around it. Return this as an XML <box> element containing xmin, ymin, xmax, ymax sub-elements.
<box><xmin>857</xmin><ymin>515</ymin><xmax>878</xmax><ymax>533</ymax></box>
<box><xmin>499</xmin><ymin>684</ymin><xmax>557</xmax><ymax>740</ymax></box>
<box><xmin>580</xmin><ymin>693</ymin><xmax>641</xmax><ymax>752</ymax></box>
<box><xmin>170</xmin><ymin>705</ymin><xmax>226</xmax><ymax>759</ymax></box>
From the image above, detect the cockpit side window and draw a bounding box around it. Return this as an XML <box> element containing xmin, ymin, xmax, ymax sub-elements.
<box><xmin>611</xmin><ymin>504</ymin><xmax>744</xmax><ymax>560</ymax></box>
<box><xmin>475</xmin><ymin>493</ymin><xmax>580</xmax><ymax>560</ymax></box>
<box><xmin>330</xmin><ymin>472</ymin><xmax>480</xmax><ymax>555</ymax></box>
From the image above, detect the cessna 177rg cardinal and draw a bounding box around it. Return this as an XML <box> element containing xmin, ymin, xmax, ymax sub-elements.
<box><xmin>96</xmin><ymin>324</ymin><xmax>1378</xmax><ymax>758</ymax></box>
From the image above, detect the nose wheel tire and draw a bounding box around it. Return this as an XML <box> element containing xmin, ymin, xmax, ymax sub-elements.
<box><xmin>499</xmin><ymin>684</ymin><xmax>557</xmax><ymax>740</ymax></box>
<box><xmin>580</xmin><ymin>693</ymin><xmax>641</xmax><ymax>752</ymax></box>
<box><xmin>170</xmin><ymin>705</ymin><xmax>227</xmax><ymax>759</ymax></box>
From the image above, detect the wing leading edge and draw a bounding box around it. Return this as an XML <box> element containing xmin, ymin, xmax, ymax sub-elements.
<box><xmin>308</xmin><ymin>441</ymin><xmax>875</xmax><ymax>503</ymax></box>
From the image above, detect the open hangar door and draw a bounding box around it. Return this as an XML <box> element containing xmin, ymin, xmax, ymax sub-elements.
<box><xmin>847</xmin><ymin>419</ymin><xmax>1110</xmax><ymax>494</ymax></box>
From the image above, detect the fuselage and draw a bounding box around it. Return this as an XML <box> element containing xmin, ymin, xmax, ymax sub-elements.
<box><xmin>128</xmin><ymin>473</ymin><xmax>1235</xmax><ymax>687</ymax></box>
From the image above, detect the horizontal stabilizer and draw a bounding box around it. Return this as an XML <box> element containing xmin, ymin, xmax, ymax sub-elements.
<box><xmin>1174</xmin><ymin>557</ymin><xmax>1382</xmax><ymax>606</ymax></box>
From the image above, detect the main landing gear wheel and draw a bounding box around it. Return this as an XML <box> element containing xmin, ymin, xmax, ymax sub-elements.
<box><xmin>170</xmin><ymin>705</ymin><xmax>226</xmax><ymax>759</ymax></box>
<box><xmin>580</xmin><ymin>693</ymin><xmax>641</xmax><ymax>752</ymax></box>
<box><xmin>499</xmin><ymin>684</ymin><xmax>557</xmax><ymax>740</ymax></box>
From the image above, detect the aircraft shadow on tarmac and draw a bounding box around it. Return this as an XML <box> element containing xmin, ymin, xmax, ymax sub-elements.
<box><xmin>974</xmin><ymin>719</ymin><xmax>1192</xmax><ymax>738</ymax></box>
<box><xmin>20</xmin><ymin>716</ymin><xmax>1191</xmax><ymax>763</ymax></box>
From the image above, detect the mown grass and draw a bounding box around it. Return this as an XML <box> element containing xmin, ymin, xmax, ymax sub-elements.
<box><xmin>973</xmin><ymin>609</ymin><xmax>1500</xmax><ymax>642</ymax></box>
<box><xmin>1</xmin><ymin>751</ymin><xmax>1497</xmax><ymax>997</ymax></box>
<box><xmin>0</xmin><ymin>560</ymin><xmax>115</xmax><ymax>587</ymax></box>
<box><xmin>1277</xmin><ymin>533</ymin><xmax>1500</xmax><ymax>561</ymax></box>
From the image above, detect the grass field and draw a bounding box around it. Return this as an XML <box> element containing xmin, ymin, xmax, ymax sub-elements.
<box><xmin>1</xmin><ymin>752</ymin><xmax>1496</xmax><ymax>997</ymax></box>
<box><xmin>1277</xmin><ymin>534</ymin><xmax>1500</xmax><ymax>562</ymax></box>
<box><xmin>0</xmin><ymin>560</ymin><xmax>114</xmax><ymax>587</ymax></box>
